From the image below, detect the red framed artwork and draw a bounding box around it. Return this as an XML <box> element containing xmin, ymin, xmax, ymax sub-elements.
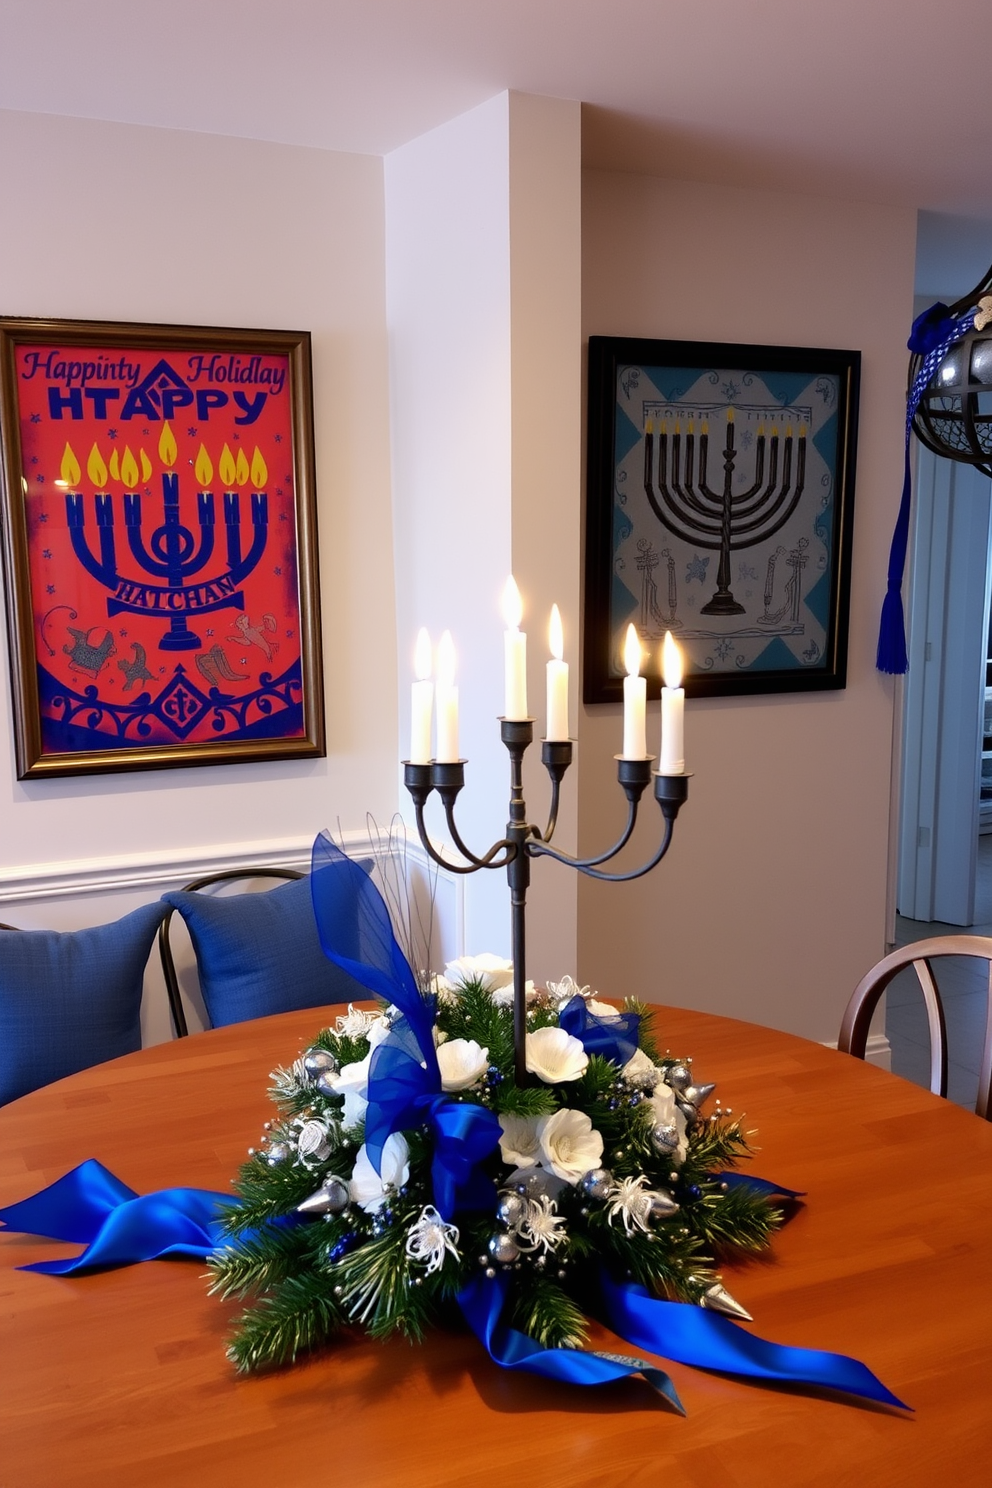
<box><xmin>0</xmin><ymin>317</ymin><xmax>325</xmax><ymax>777</ymax></box>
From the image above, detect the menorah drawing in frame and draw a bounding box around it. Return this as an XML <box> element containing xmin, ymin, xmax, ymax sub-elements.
<box><xmin>583</xmin><ymin>336</ymin><xmax>860</xmax><ymax>703</ymax></box>
<box><xmin>0</xmin><ymin>317</ymin><xmax>324</xmax><ymax>777</ymax></box>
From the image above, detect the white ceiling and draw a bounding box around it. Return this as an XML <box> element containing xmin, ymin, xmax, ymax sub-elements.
<box><xmin>1</xmin><ymin>0</ymin><xmax>991</xmax><ymax>224</ymax></box>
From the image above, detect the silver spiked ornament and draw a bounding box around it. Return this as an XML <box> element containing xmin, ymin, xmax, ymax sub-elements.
<box><xmin>646</xmin><ymin>1191</ymin><xmax>680</xmax><ymax>1220</ymax></box>
<box><xmin>296</xmin><ymin>1175</ymin><xmax>350</xmax><ymax>1216</ymax></box>
<box><xmin>700</xmin><ymin>1282</ymin><xmax>753</xmax><ymax>1322</ymax></box>
<box><xmin>682</xmin><ymin>1082</ymin><xmax>716</xmax><ymax>1109</ymax></box>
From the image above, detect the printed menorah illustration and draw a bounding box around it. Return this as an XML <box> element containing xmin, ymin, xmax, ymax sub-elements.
<box><xmin>63</xmin><ymin>424</ymin><xmax>269</xmax><ymax>652</ymax></box>
<box><xmin>642</xmin><ymin>405</ymin><xmax>807</xmax><ymax>617</ymax></box>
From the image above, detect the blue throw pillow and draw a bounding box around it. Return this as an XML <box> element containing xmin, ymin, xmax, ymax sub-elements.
<box><xmin>161</xmin><ymin>869</ymin><xmax>373</xmax><ymax>1029</ymax></box>
<box><xmin>0</xmin><ymin>902</ymin><xmax>166</xmax><ymax>1106</ymax></box>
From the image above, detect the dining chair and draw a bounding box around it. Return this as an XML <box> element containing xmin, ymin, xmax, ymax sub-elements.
<box><xmin>838</xmin><ymin>935</ymin><xmax>992</xmax><ymax>1120</ymax></box>
<box><xmin>160</xmin><ymin>864</ymin><xmax>372</xmax><ymax>1037</ymax></box>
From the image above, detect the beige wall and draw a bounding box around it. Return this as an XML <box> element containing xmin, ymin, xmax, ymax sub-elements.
<box><xmin>577</xmin><ymin>170</ymin><xmax>917</xmax><ymax>1042</ymax></box>
<box><xmin>0</xmin><ymin>109</ymin><xmax>396</xmax><ymax>873</ymax></box>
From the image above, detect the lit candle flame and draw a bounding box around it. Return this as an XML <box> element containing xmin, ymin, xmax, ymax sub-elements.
<box><xmin>501</xmin><ymin>575</ymin><xmax>523</xmax><ymax>630</ymax></box>
<box><xmin>250</xmin><ymin>447</ymin><xmax>268</xmax><ymax>488</ymax></box>
<box><xmin>140</xmin><ymin>449</ymin><xmax>152</xmax><ymax>483</ymax></box>
<box><xmin>195</xmin><ymin>445</ymin><xmax>213</xmax><ymax>487</ymax></box>
<box><xmin>235</xmin><ymin>448</ymin><xmax>250</xmax><ymax>487</ymax></box>
<box><xmin>623</xmin><ymin>623</ymin><xmax>642</xmax><ymax>678</ymax></box>
<box><xmin>218</xmin><ymin>443</ymin><xmax>237</xmax><ymax>487</ymax></box>
<box><xmin>158</xmin><ymin>423</ymin><xmax>177</xmax><ymax>468</ymax></box>
<box><xmin>414</xmin><ymin>627</ymin><xmax>432</xmax><ymax>681</ymax></box>
<box><xmin>86</xmin><ymin>443</ymin><xmax>108</xmax><ymax>487</ymax></box>
<box><xmin>549</xmin><ymin>604</ymin><xmax>564</xmax><ymax>662</ymax></box>
<box><xmin>662</xmin><ymin>630</ymin><xmax>683</xmax><ymax>689</ymax></box>
<box><xmin>120</xmin><ymin>446</ymin><xmax>139</xmax><ymax>489</ymax></box>
<box><xmin>109</xmin><ymin>450</ymin><xmax>120</xmax><ymax>481</ymax></box>
<box><xmin>436</xmin><ymin>630</ymin><xmax>456</xmax><ymax>687</ymax></box>
<box><xmin>60</xmin><ymin>443</ymin><xmax>81</xmax><ymax>488</ymax></box>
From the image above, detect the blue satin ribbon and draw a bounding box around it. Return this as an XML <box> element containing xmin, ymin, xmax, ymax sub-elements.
<box><xmin>0</xmin><ymin>1159</ymin><xmax>230</xmax><ymax>1274</ymax></box>
<box><xmin>457</xmin><ymin>1271</ymin><xmax>685</xmax><ymax>1412</ymax></box>
<box><xmin>2</xmin><ymin>1162</ymin><xmax>909</xmax><ymax>1411</ymax></box>
<box><xmin>599</xmin><ymin>1273</ymin><xmax>909</xmax><ymax>1411</ymax></box>
<box><xmin>717</xmin><ymin>1170</ymin><xmax>805</xmax><ymax>1201</ymax></box>
<box><xmin>558</xmin><ymin>995</ymin><xmax>641</xmax><ymax>1066</ymax></box>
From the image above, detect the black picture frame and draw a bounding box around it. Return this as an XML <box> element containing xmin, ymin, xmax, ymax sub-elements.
<box><xmin>584</xmin><ymin>335</ymin><xmax>860</xmax><ymax>702</ymax></box>
<box><xmin>0</xmin><ymin>315</ymin><xmax>325</xmax><ymax>777</ymax></box>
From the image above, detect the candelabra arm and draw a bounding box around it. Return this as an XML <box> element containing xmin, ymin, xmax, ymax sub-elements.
<box><xmin>527</xmin><ymin>771</ymin><xmax>690</xmax><ymax>882</ymax></box>
<box><xmin>404</xmin><ymin>761</ymin><xmax>514</xmax><ymax>874</ymax></box>
<box><xmin>538</xmin><ymin>739</ymin><xmax>573</xmax><ymax>843</ymax></box>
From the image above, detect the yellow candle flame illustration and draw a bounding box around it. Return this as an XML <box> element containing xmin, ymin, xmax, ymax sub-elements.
<box><xmin>218</xmin><ymin>443</ymin><xmax>237</xmax><ymax>488</ymax></box>
<box><xmin>60</xmin><ymin>443</ymin><xmax>82</xmax><ymax>488</ymax></box>
<box><xmin>250</xmin><ymin>447</ymin><xmax>268</xmax><ymax>488</ymax></box>
<box><xmin>140</xmin><ymin>449</ymin><xmax>152</xmax><ymax>484</ymax></box>
<box><xmin>86</xmin><ymin>443</ymin><xmax>108</xmax><ymax>487</ymax></box>
<box><xmin>109</xmin><ymin>450</ymin><xmax>120</xmax><ymax>481</ymax></box>
<box><xmin>236</xmin><ymin>448</ymin><xmax>249</xmax><ymax>487</ymax></box>
<box><xmin>158</xmin><ymin>422</ymin><xmax>177</xmax><ymax>468</ymax></box>
<box><xmin>195</xmin><ymin>445</ymin><xmax>213</xmax><ymax>487</ymax></box>
<box><xmin>120</xmin><ymin>446</ymin><xmax>139</xmax><ymax>489</ymax></box>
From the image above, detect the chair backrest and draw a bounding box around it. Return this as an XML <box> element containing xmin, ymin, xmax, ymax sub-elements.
<box><xmin>839</xmin><ymin>935</ymin><xmax>992</xmax><ymax>1121</ymax></box>
<box><xmin>159</xmin><ymin>868</ymin><xmax>303</xmax><ymax>1037</ymax></box>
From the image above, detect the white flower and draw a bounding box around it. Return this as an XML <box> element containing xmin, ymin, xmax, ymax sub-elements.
<box><xmin>490</xmin><ymin>979</ymin><xmax>537</xmax><ymax>1009</ymax></box>
<box><xmin>325</xmin><ymin>1055</ymin><xmax>372</xmax><ymax>1128</ymax></box>
<box><xmin>349</xmin><ymin>1133</ymin><xmax>410</xmax><ymax>1212</ymax></box>
<box><xmin>647</xmin><ymin>1082</ymin><xmax>689</xmax><ymax>1164</ymax></box>
<box><xmin>366</xmin><ymin>1016</ymin><xmax>393</xmax><ymax>1050</ymax></box>
<box><xmin>525</xmin><ymin>1025</ymin><xmax>588</xmax><ymax>1083</ymax></box>
<box><xmin>518</xmin><ymin>1193</ymin><xmax>567</xmax><ymax>1253</ymax></box>
<box><xmin>404</xmin><ymin>1205</ymin><xmax>460</xmax><ymax>1274</ymax></box>
<box><xmin>585</xmin><ymin>999</ymin><xmax>620</xmax><ymax>1019</ymax></box>
<box><xmin>535</xmin><ymin>1108</ymin><xmax>604</xmax><ymax>1184</ymax></box>
<box><xmin>623</xmin><ymin>1047</ymin><xmax>660</xmax><ymax>1090</ymax></box>
<box><xmin>443</xmin><ymin>953</ymin><xmax>514</xmax><ymax>993</ymax></box>
<box><xmin>436</xmin><ymin>1037</ymin><xmax>489</xmax><ymax>1091</ymax></box>
<box><xmin>430</xmin><ymin>972</ymin><xmax>459</xmax><ymax>1004</ymax></box>
<box><xmin>606</xmin><ymin>1174</ymin><xmax>656</xmax><ymax>1236</ymax></box>
<box><xmin>335</xmin><ymin>1004</ymin><xmax>377</xmax><ymax>1038</ymax></box>
<box><xmin>498</xmin><ymin>1113</ymin><xmax>542</xmax><ymax>1169</ymax></box>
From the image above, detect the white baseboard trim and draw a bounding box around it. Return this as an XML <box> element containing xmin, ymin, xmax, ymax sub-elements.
<box><xmin>823</xmin><ymin>1032</ymin><xmax>891</xmax><ymax>1071</ymax></box>
<box><xmin>0</xmin><ymin>828</ymin><xmax>460</xmax><ymax>919</ymax></box>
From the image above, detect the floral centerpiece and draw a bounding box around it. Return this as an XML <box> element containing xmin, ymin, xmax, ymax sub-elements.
<box><xmin>213</xmin><ymin>953</ymin><xmax>779</xmax><ymax>1385</ymax></box>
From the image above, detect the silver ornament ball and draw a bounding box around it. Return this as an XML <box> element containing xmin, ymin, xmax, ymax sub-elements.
<box><xmin>303</xmin><ymin>1047</ymin><xmax>339</xmax><ymax>1080</ymax></box>
<box><xmin>487</xmin><ymin>1232</ymin><xmax>520</xmax><ymax>1266</ymax></box>
<box><xmin>495</xmin><ymin>1191</ymin><xmax>527</xmax><ymax>1228</ymax></box>
<box><xmin>580</xmin><ymin>1167</ymin><xmax>614</xmax><ymax>1200</ymax></box>
<box><xmin>315</xmin><ymin>1070</ymin><xmax>340</xmax><ymax>1099</ymax></box>
<box><xmin>664</xmin><ymin>1062</ymin><xmax>692</xmax><ymax>1092</ymax></box>
<box><xmin>650</xmin><ymin>1122</ymin><xmax>680</xmax><ymax>1154</ymax></box>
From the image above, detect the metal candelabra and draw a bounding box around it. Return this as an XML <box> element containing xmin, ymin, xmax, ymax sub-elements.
<box><xmin>405</xmin><ymin>722</ymin><xmax>689</xmax><ymax>1085</ymax></box>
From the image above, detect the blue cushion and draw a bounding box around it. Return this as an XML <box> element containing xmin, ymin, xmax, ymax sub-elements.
<box><xmin>161</xmin><ymin>869</ymin><xmax>373</xmax><ymax>1029</ymax></box>
<box><xmin>0</xmin><ymin>902</ymin><xmax>166</xmax><ymax>1106</ymax></box>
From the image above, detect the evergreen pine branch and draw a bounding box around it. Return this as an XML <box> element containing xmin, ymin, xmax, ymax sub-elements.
<box><xmin>226</xmin><ymin>1271</ymin><xmax>345</xmax><ymax>1374</ymax></box>
<box><xmin>692</xmin><ymin>1183</ymin><xmax>784</xmax><ymax>1255</ymax></box>
<box><xmin>508</xmin><ymin>1272</ymin><xmax>589</xmax><ymax>1350</ymax></box>
<box><xmin>622</xmin><ymin>999</ymin><xmax>663</xmax><ymax>1064</ymax></box>
<box><xmin>332</xmin><ymin>1220</ymin><xmax>439</xmax><ymax>1342</ymax></box>
<box><xmin>208</xmin><ymin>1222</ymin><xmax>319</xmax><ymax>1300</ymax></box>
<box><xmin>492</xmin><ymin>1083</ymin><xmax>558</xmax><ymax>1117</ymax></box>
<box><xmin>222</xmin><ymin>1153</ymin><xmax>343</xmax><ymax>1237</ymax></box>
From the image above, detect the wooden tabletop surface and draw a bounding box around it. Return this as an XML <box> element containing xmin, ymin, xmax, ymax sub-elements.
<box><xmin>1</xmin><ymin>1003</ymin><xmax>990</xmax><ymax>1488</ymax></box>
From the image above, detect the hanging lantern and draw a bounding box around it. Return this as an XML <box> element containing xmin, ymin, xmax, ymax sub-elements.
<box><xmin>908</xmin><ymin>263</ymin><xmax>992</xmax><ymax>478</ymax></box>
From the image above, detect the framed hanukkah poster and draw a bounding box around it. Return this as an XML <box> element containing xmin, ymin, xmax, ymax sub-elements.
<box><xmin>584</xmin><ymin>336</ymin><xmax>860</xmax><ymax>702</ymax></box>
<box><xmin>0</xmin><ymin>317</ymin><xmax>324</xmax><ymax>777</ymax></box>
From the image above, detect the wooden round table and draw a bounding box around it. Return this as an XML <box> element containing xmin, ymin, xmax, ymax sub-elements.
<box><xmin>1</xmin><ymin>1004</ymin><xmax>990</xmax><ymax>1487</ymax></box>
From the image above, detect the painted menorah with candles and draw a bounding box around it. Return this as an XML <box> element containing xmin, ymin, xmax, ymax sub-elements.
<box><xmin>404</xmin><ymin>578</ymin><xmax>689</xmax><ymax>1085</ymax></box>
<box><xmin>643</xmin><ymin>407</ymin><xmax>807</xmax><ymax>618</ymax></box>
<box><xmin>61</xmin><ymin>422</ymin><xmax>269</xmax><ymax>652</ymax></box>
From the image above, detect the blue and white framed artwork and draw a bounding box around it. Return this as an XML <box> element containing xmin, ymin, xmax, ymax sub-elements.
<box><xmin>584</xmin><ymin>336</ymin><xmax>860</xmax><ymax>701</ymax></box>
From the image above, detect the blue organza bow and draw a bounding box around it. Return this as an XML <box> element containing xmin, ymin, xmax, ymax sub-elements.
<box><xmin>311</xmin><ymin>832</ymin><xmax>500</xmax><ymax>1216</ymax></box>
<box><xmin>558</xmin><ymin>994</ymin><xmax>641</xmax><ymax>1066</ymax></box>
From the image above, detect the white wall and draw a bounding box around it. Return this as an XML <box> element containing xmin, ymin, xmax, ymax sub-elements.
<box><xmin>578</xmin><ymin>171</ymin><xmax>917</xmax><ymax>1042</ymax></box>
<box><xmin>385</xmin><ymin>92</ymin><xmax>582</xmax><ymax>978</ymax></box>
<box><xmin>0</xmin><ymin>109</ymin><xmax>398</xmax><ymax>1037</ymax></box>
